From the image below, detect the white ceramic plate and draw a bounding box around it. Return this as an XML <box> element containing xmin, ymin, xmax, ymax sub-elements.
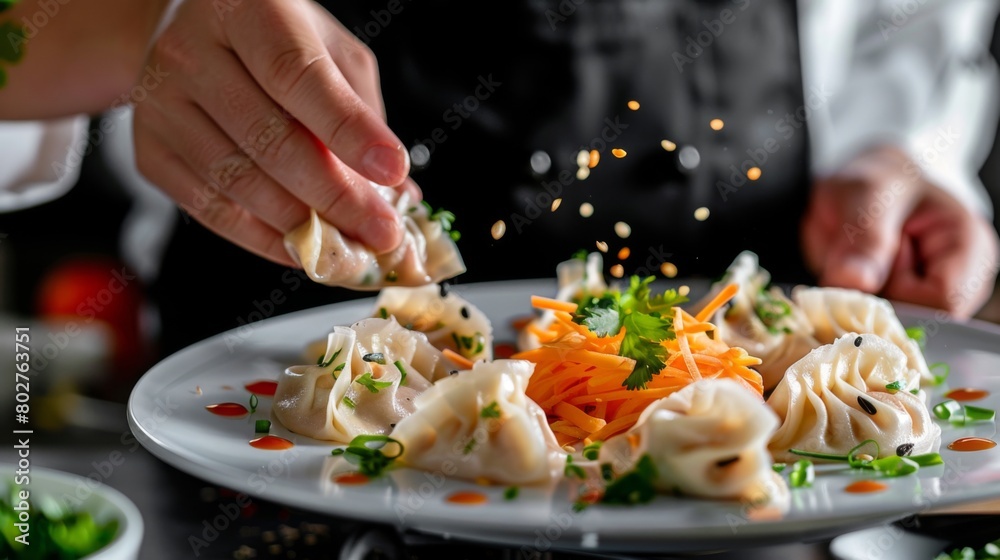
<box><xmin>128</xmin><ymin>279</ymin><xmax>1000</xmax><ymax>553</ymax></box>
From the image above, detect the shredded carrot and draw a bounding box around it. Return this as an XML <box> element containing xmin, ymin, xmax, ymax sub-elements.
<box><xmin>516</xmin><ymin>284</ymin><xmax>763</xmax><ymax>444</ymax></box>
<box><xmin>442</xmin><ymin>348</ymin><xmax>474</xmax><ymax>370</ymax></box>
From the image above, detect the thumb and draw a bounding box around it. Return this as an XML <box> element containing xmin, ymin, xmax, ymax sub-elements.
<box><xmin>819</xmin><ymin>186</ymin><xmax>909</xmax><ymax>293</ymax></box>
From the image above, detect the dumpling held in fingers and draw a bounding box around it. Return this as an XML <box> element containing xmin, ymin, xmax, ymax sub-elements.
<box><xmin>767</xmin><ymin>332</ymin><xmax>940</xmax><ymax>463</ymax></box>
<box><xmin>390</xmin><ymin>359</ymin><xmax>566</xmax><ymax>485</ymax></box>
<box><xmin>598</xmin><ymin>378</ymin><xmax>784</xmax><ymax>501</ymax></box>
<box><xmin>273</xmin><ymin>317</ymin><xmax>451</xmax><ymax>443</ymax></box>
<box><xmin>284</xmin><ymin>186</ymin><xmax>465</xmax><ymax>290</ymax></box>
<box><xmin>697</xmin><ymin>251</ymin><xmax>818</xmax><ymax>391</ymax></box>
<box><xmin>374</xmin><ymin>284</ymin><xmax>493</xmax><ymax>363</ymax></box>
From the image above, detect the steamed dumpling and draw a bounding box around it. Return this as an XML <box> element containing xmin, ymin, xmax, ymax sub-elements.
<box><xmin>767</xmin><ymin>333</ymin><xmax>940</xmax><ymax>463</ymax></box>
<box><xmin>793</xmin><ymin>287</ymin><xmax>931</xmax><ymax>383</ymax></box>
<box><xmin>373</xmin><ymin>285</ymin><xmax>493</xmax><ymax>363</ymax></box>
<box><xmin>390</xmin><ymin>359</ymin><xmax>565</xmax><ymax>485</ymax></box>
<box><xmin>284</xmin><ymin>187</ymin><xmax>465</xmax><ymax>290</ymax></box>
<box><xmin>273</xmin><ymin>317</ymin><xmax>451</xmax><ymax>442</ymax></box>
<box><xmin>518</xmin><ymin>252</ymin><xmax>608</xmax><ymax>351</ymax></box>
<box><xmin>698</xmin><ymin>251</ymin><xmax>818</xmax><ymax>391</ymax></box>
<box><xmin>599</xmin><ymin>379</ymin><xmax>784</xmax><ymax>500</ymax></box>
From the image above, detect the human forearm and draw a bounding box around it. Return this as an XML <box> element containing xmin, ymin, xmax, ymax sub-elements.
<box><xmin>0</xmin><ymin>0</ymin><xmax>170</xmax><ymax>119</ymax></box>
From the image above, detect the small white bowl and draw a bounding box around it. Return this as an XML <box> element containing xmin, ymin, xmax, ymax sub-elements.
<box><xmin>2</xmin><ymin>463</ymin><xmax>143</xmax><ymax>559</ymax></box>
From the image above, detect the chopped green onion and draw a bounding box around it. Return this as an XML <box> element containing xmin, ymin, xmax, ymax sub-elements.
<box><xmin>480</xmin><ymin>401</ymin><xmax>501</xmax><ymax>419</ymax></box>
<box><xmin>503</xmin><ymin>486</ymin><xmax>519</xmax><ymax>501</ymax></box>
<box><xmin>342</xmin><ymin>396</ymin><xmax>356</xmax><ymax>409</ymax></box>
<box><xmin>572</xmin><ymin>249</ymin><xmax>588</xmax><ymax>262</ymax></box>
<box><xmin>332</xmin><ymin>363</ymin><xmax>346</xmax><ymax>376</ymax></box>
<box><xmin>910</xmin><ymin>388</ymin><xmax>920</xmax><ymax>395</ymax></box>
<box><xmin>564</xmin><ymin>455</ymin><xmax>586</xmax><ymax>480</ymax></box>
<box><xmin>394</xmin><ymin>360</ymin><xmax>408</xmax><ymax>385</ymax></box>
<box><xmin>583</xmin><ymin>441</ymin><xmax>603</xmax><ymax>461</ymax></box>
<box><xmin>378</xmin><ymin>307</ymin><xmax>388</xmax><ymax>319</ymax></box>
<box><xmin>929</xmin><ymin>362</ymin><xmax>950</xmax><ymax>385</ymax></box>
<box><xmin>905</xmin><ymin>326</ymin><xmax>927</xmax><ymax>348</ymax></box>
<box><xmin>330</xmin><ymin>435</ymin><xmax>404</xmax><ymax>477</ymax></box>
<box><xmin>869</xmin><ymin>456</ymin><xmax>919</xmax><ymax>478</ymax></box>
<box><xmin>966</xmin><ymin>405</ymin><xmax>996</xmax><ymax>422</ymax></box>
<box><xmin>933</xmin><ymin>400</ymin><xmax>994</xmax><ymax>425</ymax></box>
<box><xmin>319</xmin><ymin>347</ymin><xmax>342</xmax><ymax>368</ymax></box>
<box><xmin>601</xmin><ymin>454</ymin><xmax>658</xmax><ymax>505</ymax></box>
<box><xmin>355</xmin><ymin>372</ymin><xmax>393</xmax><ymax>393</ymax></box>
<box><xmin>249</xmin><ymin>393</ymin><xmax>259</xmax><ymax>414</ymax></box>
<box><xmin>600</xmin><ymin>463</ymin><xmax>614</xmax><ymax>481</ymax></box>
<box><xmin>449</xmin><ymin>230</ymin><xmax>461</xmax><ymax>242</ymax></box>
<box><xmin>789</xmin><ymin>460</ymin><xmax>814</xmax><ymax>488</ymax></box>
<box><xmin>463</xmin><ymin>438</ymin><xmax>477</xmax><ymax>455</ymax></box>
<box><xmin>885</xmin><ymin>380</ymin><xmax>904</xmax><ymax>393</ymax></box>
<box><xmin>772</xmin><ymin>463</ymin><xmax>787</xmax><ymax>473</ymax></box>
<box><xmin>909</xmin><ymin>453</ymin><xmax>944</xmax><ymax>467</ymax></box>
<box><xmin>255</xmin><ymin>419</ymin><xmax>271</xmax><ymax>434</ymax></box>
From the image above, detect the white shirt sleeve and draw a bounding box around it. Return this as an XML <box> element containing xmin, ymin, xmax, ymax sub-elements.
<box><xmin>800</xmin><ymin>0</ymin><xmax>1000</xmax><ymax>217</ymax></box>
<box><xmin>0</xmin><ymin>116</ymin><xmax>89</xmax><ymax>212</ymax></box>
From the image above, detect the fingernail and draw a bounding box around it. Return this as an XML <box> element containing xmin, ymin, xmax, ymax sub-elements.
<box><xmin>362</xmin><ymin>144</ymin><xmax>408</xmax><ymax>186</ymax></box>
<box><xmin>359</xmin><ymin>216</ymin><xmax>401</xmax><ymax>253</ymax></box>
<box><xmin>834</xmin><ymin>255</ymin><xmax>887</xmax><ymax>291</ymax></box>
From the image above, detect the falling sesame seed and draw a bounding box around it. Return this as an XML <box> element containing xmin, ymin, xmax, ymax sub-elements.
<box><xmin>678</xmin><ymin>285</ymin><xmax>691</xmax><ymax>297</ymax></box>
<box><xmin>660</xmin><ymin>262</ymin><xmax>678</xmax><ymax>278</ymax></box>
<box><xmin>627</xmin><ymin>100</ymin><xmax>640</xmax><ymax>111</ymax></box>
<box><xmin>551</xmin><ymin>198</ymin><xmax>562</xmax><ymax>212</ymax></box>
<box><xmin>589</xmin><ymin>149</ymin><xmax>600</xmax><ymax>169</ymax></box>
<box><xmin>576</xmin><ymin>166</ymin><xmax>591</xmax><ymax>180</ymax></box>
<box><xmin>610</xmin><ymin>264</ymin><xmax>625</xmax><ymax>278</ymax></box>
<box><xmin>595</xmin><ymin>240</ymin><xmax>608</xmax><ymax>252</ymax></box>
<box><xmin>747</xmin><ymin>167</ymin><xmax>762</xmax><ymax>181</ymax></box>
<box><xmin>614</xmin><ymin>221</ymin><xmax>631</xmax><ymax>238</ymax></box>
<box><xmin>617</xmin><ymin>247</ymin><xmax>630</xmax><ymax>260</ymax></box>
<box><xmin>579</xmin><ymin>202</ymin><xmax>594</xmax><ymax>217</ymax></box>
<box><xmin>694</xmin><ymin>207</ymin><xmax>710</xmax><ymax>221</ymax></box>
<box><xmin>576</xmin><ymin>149</ymin><xmax>590</xmax><ymax>168</ymax></box>
<box><xmin>710</xmin><ymin>118</ymin><xmax>725</xmax><ymax>131</ymax></box>
<box><xmin>491</xmin><ymin>220</ymin><xmax>506</xmax><ymax>240</ymax></box>
<box><xmin>562</xmin><ymin>444</ymin><xmax>577</xmax><ymax>453</ymax></box>
<box><xmin>611</xmin><ymin>148</ymin><xmax>627</xmax><ymax>158</ymax></box>
<box><xmin>661</xmin><ymin>140</ymin><xmax>677</xmax><ymax>152</ymax></box>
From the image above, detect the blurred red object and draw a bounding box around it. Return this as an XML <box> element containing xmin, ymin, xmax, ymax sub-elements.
<box><xmin>35</xmin><ymin>255</ymin><xmax>148</xmax><ymax>394</ymax></box>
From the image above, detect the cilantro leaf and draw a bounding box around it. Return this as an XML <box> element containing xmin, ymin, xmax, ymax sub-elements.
<box><xmin>601</xmin><ymin>454</ymin><xmax>658</xmax><ymax>505</ymax></box>
<box><xmin>355</xmin><ymin>373</ymin><xmax>394</xmax><ymax>393</ymax></box>
<box><xmin>620</xmin><ymin>312</ymin><xmax>671</xmax><ymax>390</ymax></box>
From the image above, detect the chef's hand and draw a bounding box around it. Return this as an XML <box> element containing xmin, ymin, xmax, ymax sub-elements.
<box><xmin>801</xmin><ymin>146</ymin><xmax>1000</xmax><ymax>319</ymax></box>
<box><xmin>134</xmin><ymin>0</ymin><xmax>418</xmax><ymax>266</ymax></box>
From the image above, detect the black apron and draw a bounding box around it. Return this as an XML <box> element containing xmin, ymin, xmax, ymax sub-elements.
<box><xmin>155</xmin><ymin>0</ymin><xmax>812</xmax><ymax>353</ymax></box>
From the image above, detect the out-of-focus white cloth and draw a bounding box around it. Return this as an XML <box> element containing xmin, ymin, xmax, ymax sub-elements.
<box><xmin>0</xmin><ymin>0</ymin><xmax>997</xmax><ymax>217</ymax></box>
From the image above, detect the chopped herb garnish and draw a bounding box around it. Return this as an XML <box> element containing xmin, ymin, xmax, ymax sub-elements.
<box><xmin>772</xmin><ymin>463</ymin><xmax>787</xmax><ymax>473</ymax></box>
<box><xmin>342</xmin><ymin>396</ymin><xmax>356</xmax><ymax>409</ymax></box>
<box><xmin>355</xmin><ymin>372</ymin><xmax>393</xmax><ymax>393</ymax></box>
<box><xmin>583</xmin><ymin>441</ymin><xmax>603</xmax><ymax>460</ymax></box>
<box><xmin>503</xmin><ymin>486</ymin><xmax>519</xmax><ymax>501</ymax></box>
<box><xmin>933</xmin><ymin>399</ymin><xmax>995</xmax><ymax>425</ymax></box>
<box><xmin>319</xmin><ymin>347</ymin><xmax>342</xmax><ymax>368</ymax></box>
<box><xmin>885</xmin><ymin>380</ymin><xmax>904</xmax><ymax>393</ymax></box>
<box><xmin>564</xmin><ymin>455</ymin><xmax>586</xmax><ymax>480</ymax></box>
<box><xmin>394</xmin><ymin>360</ymin><xmax>408</xmax><ymax>385</ymax></box>
<box><xmin>788</xmin><ymin>440</ymin><xmax>942</xmax><ymax>478</ymax></box>
<box><xmin>480</xmin><ymin>401</ymin><xmax>501</xmax><ymax>419</ymax></box>
<box><xmin>789</xmin><ymin>460</ymin><xmax>814</xmax><ymax>488</ymax></box>
<box><xmin>905</xmin><ymin>326</ymin><xmax>927</xmax><ymax>349</ymax></box>
<box><xmin>935</xmin><ymin>539</ymin><xmax>1000</xmax><ymax>560</ymax></box>
<box><xmin>362</xmin><ymin>352</ymin><xmax>386</xmax><ymax>365</ymax></box>
<box><xmin>333</xmin><ymin>363</ymin><xmax>346</xmax><ymax>375</ymax></box>
<box><xmin>385</xmin><ymin>271</ymin><xmax>398</xmax><ymax>282</ymax></box>
<box><xmin>929</xmin><ymin>362</ymin><xmax>950</xmax><ymax>385</ymax></box>
<box><xmin>600</xmin><ymin>454</ymin><xmax>657</xmax><ymax>505</ymax></box>
<box><xmin>255</xmin><ymin>419</ymin><xmax>271</xmax><ymax>434</ymax></box>
<box><xmin>378</xmin><ymin>307</ymin><xmax>389</xmax><ymax>319</ymax></box>
<box><xmin>423</xmin><ymin>201</ymin><xmax>461</xmax><ymax>241</ymax></box>
<box><xmin>463</xmin><ymin>437</ymin><xmax>477</xmax><ymax>455</ymax></box>
<box><xmin>330</xmin><ymin>435</ymin><xmax>404</xmax><ymax>477</ymax></box>
<box><xmin>572</xmin><ymin>249</ymin><xmax>588</xmax><ymax>262</ymax></box>
<box><xmin>574</xmin><ymin>276</ymin><xmax>688</xmax><ymax>390</ymax></box>
<box><xmin>754</xmin><ymin>290</ymin><xmax>792</xmax><ymax>332</ymax></box>
<box><xmin>910</xmin><ymin>388</ymin><xmax>920</xmax><ymax>395</ymax></box>
<box><xmin>868</xmin><ymin>456</ymin><xmax>918</xmax><ymax>478</ymax></box>
<box><xmin>600</xmin><ymin>463</ymin><xmax>615</xmax><ymax>481</ymax></box>
<box><xmin>249</xmin><ymin>394</ymin><xmax>259</xmax><ymax>414</ymax></box>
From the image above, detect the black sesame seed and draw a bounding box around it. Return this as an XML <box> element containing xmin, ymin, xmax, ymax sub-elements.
<box><xmin>716</xmin><ymin>456</ymin><xmax>740</xmax><ymax>468</ymax></box>
<box><xmin>858</xmin><ymin>395</ymin><xmax>877</xmax><ymax>415</ymax></box>
<box><xmin>450</xmin><ymin>370</ymin><xmax>458</xmax><ymax>375</ymax></box>
<box><xmin>854</xmin><ymin>336</ymin><xmax>863</xmax><ymax>347</ymax></box>
<box><xmin>439</xmin><ymin>282</ymin><xmax>450</xmax><ymax>298</ymax></box>
<box><xmin>460</xmin><ymin>306</ymin><xmax>470</xmax><ymax>319</ymax></box>
<box><xmin>390</xmin><ymin>423</ymin><xmax>396</xmax><ymax>428</ymax></box>
<box><xmin>896</xmin><ymin>443</ymin><xmax>914</xmax><ymax>457</ymax></box>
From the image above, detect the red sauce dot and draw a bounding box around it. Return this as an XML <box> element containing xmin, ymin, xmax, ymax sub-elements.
<box><xmin>845</xmin><ymin>480</ymin><xmax>887</xmax><ymax>494</ymax></box>
<box><xmin>249</xmin><ymin>435</ymin><xmax>294</xmax><ymax>450</ymax></box>
<box><xmin>945</xmin><ymin>388</ymin><xmax>990</xmax><ymax>402</ymax></box>
<box><xmin>334</xmin><ymin>473</ymin><xmax>369</xmax><ymax>485</ymax></box>
<box><xmin>206</xmin><ymin>403</ymin><xmax>248</xmax><ymax>417</ymax></box>
<box><xmin>245</xmin><ymin>380</ymin><xmax>278</xmax><ymax>397</ymax></box>
<box><xmin>445</xmin><ymin>491</ymin><xmax>488</xmax><ymax>505</ymax></box>
<box><xmin>948</xmin><ymin>437</ymin><xmax>997</xmax><ymax>452</ymax></box>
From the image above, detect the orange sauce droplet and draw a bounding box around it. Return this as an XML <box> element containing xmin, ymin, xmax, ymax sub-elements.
<box><xmin>249</xmin><ymin>435</ymin><xmax>294</xmax><ymax>450</ymax></box>
<box><xmin>945</xmin><ymin>388</ymin><xmax>990</xmax><ymax>402</ymax></box>
<box><xmin>245</xmin><ymin>380</ymin><xmax>278</xmax><ymax>397</ymax></box>
<box><xmin>334</xmin><ymin>473</ymin><xmax>369</xmax><ymax>485</ymax></box>
<box><xmin>493</xmin><ymin>343</ymin><xmax>516</xmax><ymax>359</ymax></box>
<box><xmin>949</xmin><ymin>437</ymin><xmax>997</xmax><ymax>452</ymax></box>
<box><xmin>845</xmin><ymin>480</ymin><xmax>888</xmax><ymax>494</ymax></box>
<box><xmin>206</xmin><ymin>403</ymin><xmax>248</xmax><ymax>417</ymax></box>
<box><xmin>445</xmin><ymin>491</ymin><xmax>488</xmax><ymax>505</ymax></box>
